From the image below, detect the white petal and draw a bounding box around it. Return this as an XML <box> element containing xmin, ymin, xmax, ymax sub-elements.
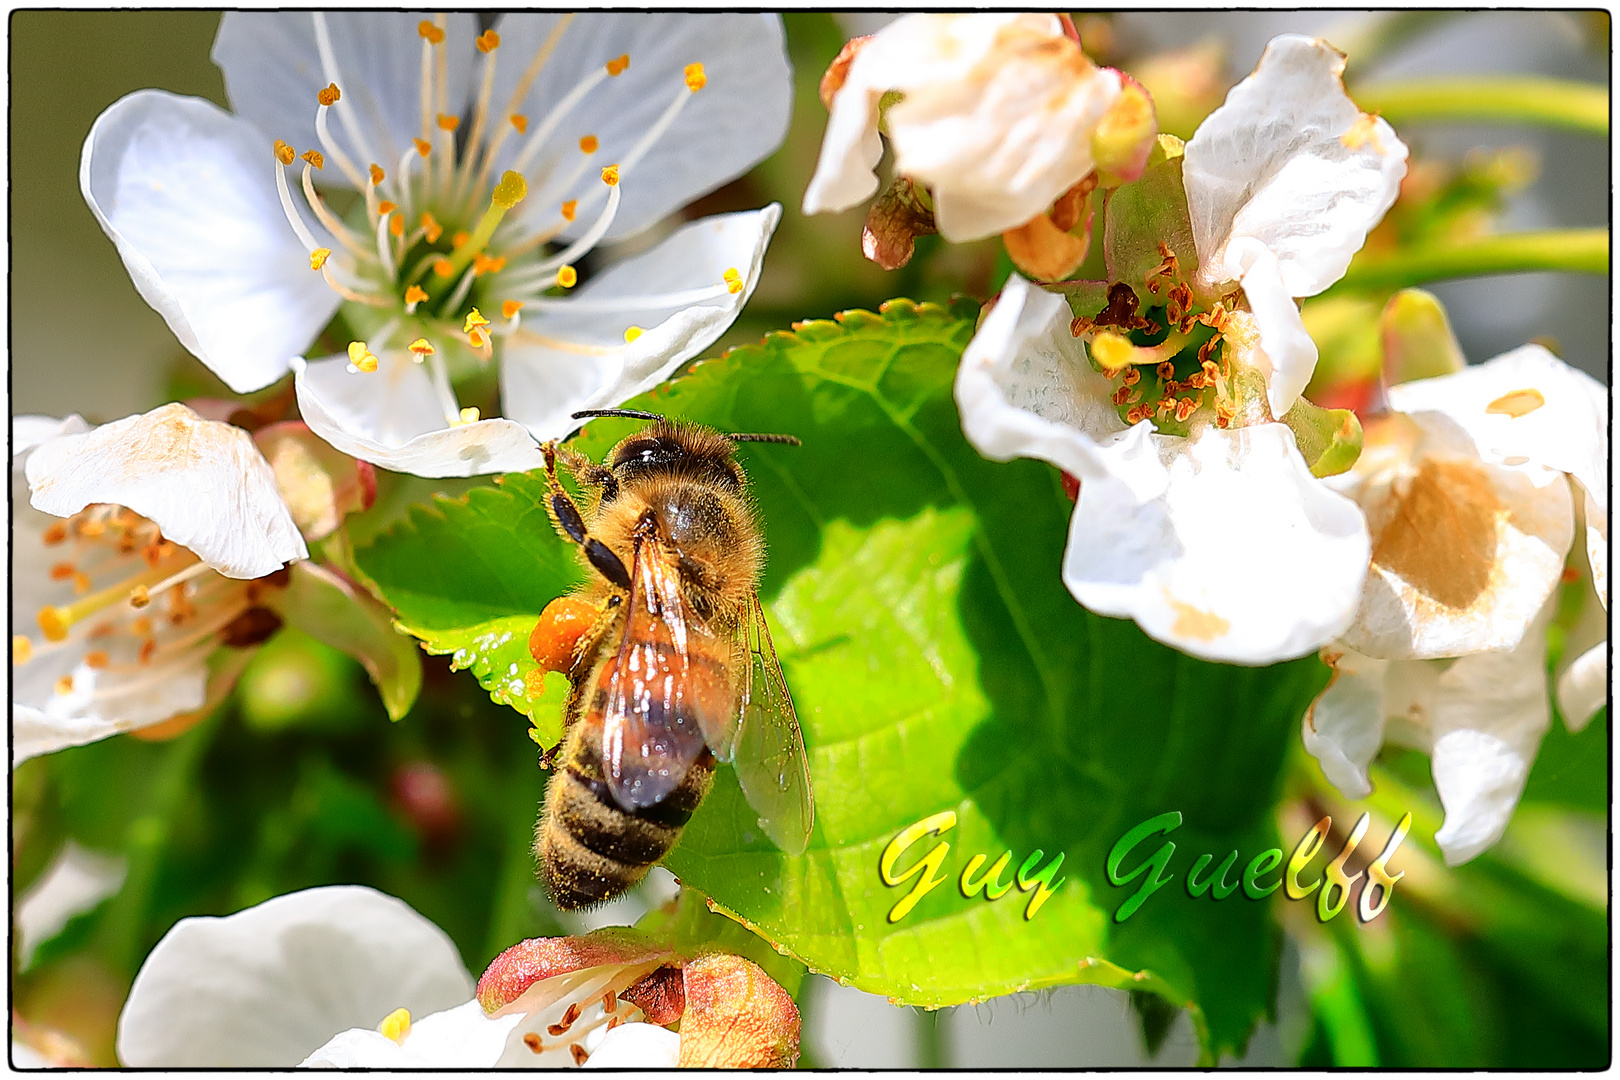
<box><xmin>213</xmin><ymin>11</ymin><xmax>479</xmax><ymax>188</ymax></box>
<box><xmin>1387</xmin><ymin>344</ymin><xmax>1608</xmax><ymax>518</ymax></box>
<box><xmin>12</xmin><ymin>415</ymin><xmax>89</xmax><ymax>459</ymax></box>
<box><xmin>1065</xmin><ymin>423</ymin><xmax>1371</xmax><ymax>664</ymax></box>
<box><xmin>16</xmin><ymin>842</ymin><xmax>127</xmax><ymax>970</ymax></box>
<box><xmin>299</xmin><ymin>1028</ymin><xmax>418</xmax><ymax>1068</ymax></box>
<box><xmin>25</xmin><ymin>404</ymin><xmax>307</xmax><ymax>578</ymax></box>
<box><xmin>301</xmin><ymin>1001</ymin><xmax>521</xmax><ymax>1068</ymax></box>
<box><xmin>502</xmin><ymin>206</ymin><xmax>779</xmax><ymax>441</ymax></box>
<box><xmin>294</xmin><ymin>355</ymin><xmax>545</xmax><ymax>479</ymax></box>
<box><xmin>954</xmin><ymin>274</ymin><xmax>1148</xmax><ymax>487</ymax></box>
<box><xmin>1425</xmin><ymin>621</ymin><xmax>1553</xmax><ymax>865</ymax></box>
<box><xmin>1184</xmin><ymin>35</ymin><xmax>1407</xmax><ymax>296</ymax></box>
<box><xmin>1583</xmin><ymin>490</ymin><xmax>1607</xmax><ymax>610</ymax></box>
<box><xmin>81</xmin><ymin>91</ymin><xmax>338</xmax><ymax>393</ymax></box>
<box><xmin>1341</xmin><ymin>410</ymin><xmax>1573</xmax><ymax>660</ymax></box>
<box><xmin>1556</xmin><ymin>642</ymin><xmax>1608</xmax><ymax>735</ymax></box>
<box><xmin>584</xmin><ymin>1022</ymin><xmax>681</xmax><ymax>1068</ymax></box>
<box><xmin>1302</xmin><ymin>649</ymin><xmax>1388</xmax><ymax>799</ymax></box>
<box><xmin>118</xmin><ymin>885</ymin><xmax>474</xmax><ymax>1067</ymax></box>
<box><xmin>1227</xmin><ymin>240</ymin><xmax>1319</xmax><ymax>417</ymax></box>
<box><xmin>494</xmin><ymin>14</ymin><xmax>791</xmax><ymax>243</ymax></box>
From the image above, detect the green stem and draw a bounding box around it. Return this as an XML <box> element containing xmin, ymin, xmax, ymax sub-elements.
<box><xmin>98</xmin><ymin>713</ymin><xmax>223</xmax><ymax>977</ymax></box>
<box><xmin>913</xmin><ymin>1007</ymin><xmax>947</xmax><ymax>1069</ymax></box>
<box><xmin>1355</xmin><ymin>78</ymin><xmax>1608</xmax><ymax>135</ymax></box>
<box><xmin>1335</xmin><ymin>229</ymin><xmax>1608</xmax><ymax>292</ymax></box>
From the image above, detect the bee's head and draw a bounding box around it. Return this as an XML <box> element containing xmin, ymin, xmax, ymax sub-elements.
<box><xmin>571</xmin><ymin>410</ymin><xmax>799</xmax><ymax>492</ymax></box>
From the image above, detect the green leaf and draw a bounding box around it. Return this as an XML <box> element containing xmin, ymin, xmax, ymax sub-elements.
<box><xmin>412</xmin><ymin>615</ymin><xmax>570</xmax><ymax>741</ymax></box>
<box><xmin>356</xmin><ymin>473</ymin><xmax>585</xmax><ymax>631</ymax></box>
<box><xmin>358</xmin><ymin>300</ymin><xmax>1328</xmax><ymax>1060</ymax></box>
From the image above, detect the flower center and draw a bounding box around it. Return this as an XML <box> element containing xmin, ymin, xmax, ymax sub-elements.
<box><xmin>1069</xmin><ymin>247</ymin><xmax>1263</xmax><ymax>434</ymax></box>
<box><xmin>18</xmin><ymin>505</ymin><xmax>288</xmax><ymax>700</ymax></box>
<box><xmin>268</xmin><ymin>13</ymin><xmax>747</xmax><ymax>429</ymax></box>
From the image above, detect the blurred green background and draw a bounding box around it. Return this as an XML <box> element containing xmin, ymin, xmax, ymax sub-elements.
<box><xmin>10</xmin><ymin>10</ymin><xmax>1609</xmax><ymax>1068</ymax></box>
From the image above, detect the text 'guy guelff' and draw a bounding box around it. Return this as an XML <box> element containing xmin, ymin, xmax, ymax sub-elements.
<box><xmin>878</xmin><ymin>810</ymin><xmax>1411</xmax><ymax>925</ymax></box>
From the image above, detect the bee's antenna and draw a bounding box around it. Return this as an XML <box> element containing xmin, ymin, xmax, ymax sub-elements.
<box><xmin>571</xmin><ymin>408</ymin><xmax>665</xmax><ymax>422</ymax></box>
<box><xmin>728</xmin><ymin>433</ymin><xmax>802</xmax><ymax>446</ymax></box>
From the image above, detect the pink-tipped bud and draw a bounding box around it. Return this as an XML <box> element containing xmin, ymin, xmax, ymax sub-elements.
<box><xmin>677</xmin><ymin>954</ymin><xmax>801</xmax><ymax>1068</ymax></box>
<box><xmin>1092</xmin><ymin>74</ymin><xmax>1159</xmax><ymax>187</ymax></box>
<box><xmin>477</xmin><ymin>930</ymin><xmax>668</xmax><ymax>1015</ymax></box>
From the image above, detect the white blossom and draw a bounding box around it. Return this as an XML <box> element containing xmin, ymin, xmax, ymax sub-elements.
<box><xmin>82</xmin><ymin>12</ymin><xmax>791</xmax><ymax>477</ymax></box>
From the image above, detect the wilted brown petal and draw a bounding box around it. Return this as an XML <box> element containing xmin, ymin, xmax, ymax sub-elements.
<box><xmin>862</xmin><ymin>177</ymin><xmax>937</xmax><ymax>270</ymax></box>
<box><xmin>820</xmin><ymin>34</ymin><xmax>872</xmax><ymax>110</ymax></box>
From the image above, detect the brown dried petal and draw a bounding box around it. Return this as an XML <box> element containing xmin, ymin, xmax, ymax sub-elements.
<box><xmin>621</xmin><ymin>964</ymin><xmax>686</xmax><ymax>1026</ymax></box>
<box><xmin>677</xmin><ymin>953</ymin><xmax>801</xmax><ymax>1069</ymax></box>
<box><xmin>862</xmin><ymin>177</ymin><xmax>937</xmax><ymax>271</ymax></box>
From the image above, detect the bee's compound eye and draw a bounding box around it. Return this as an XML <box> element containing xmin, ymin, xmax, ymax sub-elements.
<box><xmin>530</xmin><ymin>596</ymin><xmax>599</xmax><ymax>672</ymax></box>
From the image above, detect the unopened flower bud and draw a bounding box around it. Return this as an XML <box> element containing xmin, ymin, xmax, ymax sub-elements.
<box><xmin>676</xmin><ymin>953</ymin><xmax>801</xmax><ymax>1068</ymax></box>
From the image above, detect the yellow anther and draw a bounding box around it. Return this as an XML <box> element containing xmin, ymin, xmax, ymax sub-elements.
<box><xmin>389</xmin><ymin>216</ymin><xmax>405</xmax><ymax>238</ymax></box>
<box><xmin>13</xmin><ymin>636</ymin><xmax>33</xmax><ymax>665</ymax></box>
<box><xmin>408</xmin><ymin>338</ymin><xmax>435</xmax><ymax>356</ymax></box>
<box><xmin>579</xmin><ymin>135</ymin><xmax>599</xmax><ymax>154</ymax></box>
<box><xmin>418</xmin><ymin>21</ymin><xmax>444</xmax><ymax>43</ymax></box>
<box><xmin>85</xmin><ymin>650</ymin><xmax>110</xmax><ymax>670</ymax></box>
<box><xmin>419</xmin><ymin>213</ymin><xmax>443</xmax><ymax>243</ymax></box>
<box><xmin>501</xmin><ymin>300</ymin><xmax>524</xmax><ymax>319</ymax></box>
<box><xmin>452</xmin><ymin>231</ymin><xmax>470</xmax><ymax>249</ymax></box>
<box><xmin>473</xmin><ymin>253</ymin><xmax>506</xmax><ymax>275</ymax></box>
<box><xmin>129</xmin><ymin>586</ymin><xmax>151</xmax><ymax>609</ymax></box>
<box><xmin>476</xmin><ymin>29</ymin><xmax>500</xmax><ymax>52</ymax></box>
<box><xmin>723</xmin><ymin>267</ymin><xmax>743</xmax><ymax>294</ymax></box>
<box><xmin>131</xmin><ymin>617</ymin><xmax>152</xmax><ymax>637</ymax></box>
<box><xmin>624</xmin><ymin>326</ymin><xmax>643</xmax><ymax>343</ymax></box>
<box><xmin>606</xmin><ymin>54</ymin><xmax>630</xmax><ymax>76</ymax></box>
<box><xmin>38</xmin><ymin>606</ymin><xmax>68</xmax><ymax>642</ymax></box>
<box><xmin>414</xmin><ymin>137</ymin><xmax>432</xmax><ymax>157</ymax></box>
<box><xmin>72</xmin><ymin>572</ymin><xmax>91</xmax><ymax>596</ymax></box>
<box><xmin>560</xmin><ymin>200</ymin><xmax>578</xmax><ymax>222</ymax></box>
<box><xmin>556</xmin><ymin>265</ymin><xmax>578</xmax><ymax>289</ymax></box>
<box><xmin>492</xmin><ymin>170</ymin><xmax>527</xmax><ymax>209</ymax></box>
<box><xmin>301</xmin><ymin>149</ymin><xmax>325</xmax><ymax>171</ymax></box>
<box><xmin>347</xmin><ymin>341</ymin><xmax>380</xmax><ymax>372</ymax></box>
<box><xmin>601</xmin><ymin>164</ymin><xmax>620</xmax><ymax>187</ymax></box>
<box><xmin>139</xmin><ymin>639</ymin><xmax>158</xmax><ymax>664</ymax></box>
<box><xmin>317</xmin><ymin>83</ymin><xmax>341</xmax><ymax>107</ymax></box>
<box><xmin>458</xmin><ymin>407</ymin><xmax>481</xmax><ymax>425</ymax></box>
<box><xmin>377</xmin><ymin>201</ymin><xmax>397</xmax><ymax>215</ymax></box>
<box><xmin>432</xmin><ymin>257</ymin><xmax>454</xmax><ymax>278</ymax></box>
<box><xmin>437</xmin><ymin>113</ymin><xmax>460</xmax><ymax>132</ymax></box>
<box><xmin>273</xmin><ymin>139</ymin><xmax>296</xmax><ymax>166</ymax></box>
<box><xmin>56</xmin><ymin>675</ymin><xmax>74</xmax><ymax>696</ymax></box>
<box><xmin>510</xmin><ymin>114</ymin><xmax>529</xmax><ymax>135</ymax></box>
<box><xmin>378</xmin><ymin>1008</ymin><xmax>412</xmax><ymax>1046</ymax></box>
<box><xmin>684</xmin><ymin>62</ymin><xmax>706</xmax><ymax>91</ymax></box>
<box><xmin>43</xmin><ymin>522</ymin><xmax>68</xmax><ymax>545</ymax></box>
<box><xmin>405</xmin><ymin>285</ymin><xmax>430</xmax><ymax>305</ymax></box>
<box><xmin>50</xmin><ymin>562</ymin><xmax>76</xmax><ymax>581</ymax></box>
<box><xmin>369</xmin><ymin>163</ymin><xmax>385</xmax><ymax>186</ymax></box>
<box><xmin>464</xmin><ymin>309</ymin><xmax>491</xmax><ymax>334</ymax></box>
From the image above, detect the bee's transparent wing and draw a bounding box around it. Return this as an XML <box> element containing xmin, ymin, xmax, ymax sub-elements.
<box><xmin>600</xmin><ymin>533</ymin><xmax>726</xmax><ymax>810</ymax></box>
<box><xmin>727</xmin><ymin>594</ymin><xmax>814</xmax><ymax>855</ymax></box>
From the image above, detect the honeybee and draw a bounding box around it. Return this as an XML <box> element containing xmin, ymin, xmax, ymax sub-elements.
<box><xmin>529</xmin><ymin>408</ymin><xmax>814</xmax><ymax>910</ymax></box>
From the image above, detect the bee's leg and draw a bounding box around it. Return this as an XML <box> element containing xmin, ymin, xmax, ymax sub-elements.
<box><xmin>540</xmin><ymin>442</ymin><xmax>632</xmax><ymax>590</ymax></box>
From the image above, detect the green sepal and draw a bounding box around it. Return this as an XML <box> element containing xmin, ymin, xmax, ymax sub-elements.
<box><xmin>1103</xmin><ymin>134</ymin><xmax>1197</xmax><ymax>290</ymax></box>
<box><xmin>1283</xmin><ymin>397</ymin><xmax>1365</xmax><ymax>478</ymax></box>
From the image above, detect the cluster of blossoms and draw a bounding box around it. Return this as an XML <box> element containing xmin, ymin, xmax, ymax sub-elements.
<box><xmin>116</xmin><ymin>885</ymin><xmax>799</xmax><ymax>1068</ymax></box>
<box><xmin>805</xmin><ymin>17</ymin><xmax>1607</xmax><ymax>864</ymax></box>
